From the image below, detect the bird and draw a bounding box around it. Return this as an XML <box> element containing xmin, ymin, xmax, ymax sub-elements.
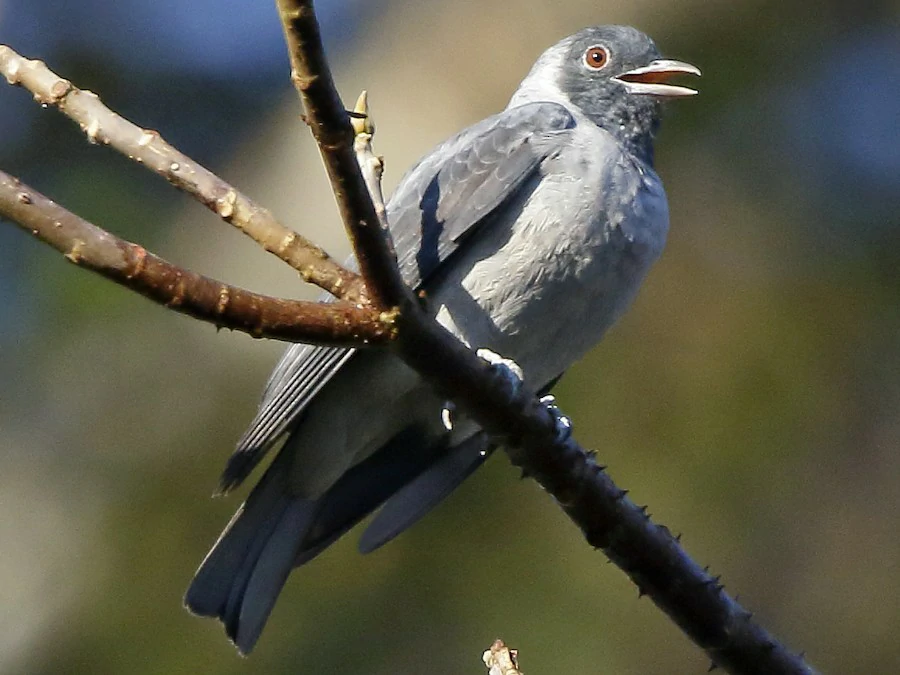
<box><xmin>184</xmin><ymin>24</ymin><xmax>699</xmax><ymax>654</ymax></box>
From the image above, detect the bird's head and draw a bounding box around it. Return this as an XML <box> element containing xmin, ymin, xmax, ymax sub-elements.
<box><xmin>513</xmin><ymin>25</ymin><xmax>700</xmax><ymax>165</ymax></box>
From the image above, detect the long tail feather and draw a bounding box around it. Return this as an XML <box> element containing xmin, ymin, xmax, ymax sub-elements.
<box><xmin>185</xmin><ymin>451</ymin><xmax>317</xmax><ymax>654</ymax></box>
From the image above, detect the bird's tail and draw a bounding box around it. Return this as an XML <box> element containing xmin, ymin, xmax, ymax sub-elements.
<box><xmin>184</xmin><ymin>450</ymin><xmax>316</xmax><ymax>654</ymax></box>
<box><xmin>185</xmin><ymin>427</ymin><xmax>492</xmax><ymax>654</ymax></box>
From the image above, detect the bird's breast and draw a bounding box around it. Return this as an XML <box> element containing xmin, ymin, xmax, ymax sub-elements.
<box><xmin>431</xmin><ymin>145</ymin><xmax>668</xmax><ymax>388</ymax></box>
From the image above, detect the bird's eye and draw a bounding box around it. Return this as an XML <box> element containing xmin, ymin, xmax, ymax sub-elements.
<box><xmin>583</xmin><ymin>45</ymin><xmax>609</xmax><ymax>70</ymax></box>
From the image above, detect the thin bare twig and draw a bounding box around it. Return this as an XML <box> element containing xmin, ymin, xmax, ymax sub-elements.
<box><xmin>0</xmin><ymin>170</ymin><xmax>394</xmax><ymax>345</ymax></box>
<box><xmin>350</xmin><ymin>91</ymin><xmax>388</xmax><ymax>228</ymax></box>
<box><xmin>276</xmin><ymin>3</ymin><xmax>818</xmax><ymax>674</ymax></box>
<box><xmin>0</xmin><ymin>43</ymin><xmax>366</xmax><ymax>303</ymax></box>
<box><xmin>483</xmin><ymin>640</ymin><xmax>523</xmax><ymax>675</ymax></box>
<box><xmin>275</xmin><ymin>0</ymin><xmax>411</xmax><ymax>310</ymax></box>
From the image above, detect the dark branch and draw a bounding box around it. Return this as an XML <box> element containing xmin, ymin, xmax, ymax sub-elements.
<box><xmin>392</xmin><ymin>312</ymin><xmax>815</xmax><ymax>675</ymax></box>
<box><xmin>0</xmin><ymin>171</ymin><xmax>394</xmax><ymax>346</ymax></box>
<box><xmin>275</xmin><ymin>0</ymin><xmax>412</xmax><ymax>311</ymax></box>
<box><xmin>0</xmin><ymin>44</ymin><xmax>366</xmax><ymax>303</ymax></box>
<box><xmin>276</xmin><ymin>3</ymin><xmax>819</xmax><ymax>673</ymax></box>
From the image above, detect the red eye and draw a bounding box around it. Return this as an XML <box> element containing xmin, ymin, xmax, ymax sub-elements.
<box><xmin>583</xmin><ymin>45</ymin><xmax>609</xmax><ymax>70</ymax></box>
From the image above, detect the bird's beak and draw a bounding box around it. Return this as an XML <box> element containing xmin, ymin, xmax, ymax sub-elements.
<box><xmin>613</xmin><ymin>59</ymin><xmax>701</xmax><ymax>97</ymax></box>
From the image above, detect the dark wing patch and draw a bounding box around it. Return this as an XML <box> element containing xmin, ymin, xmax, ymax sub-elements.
<box><xmin>290</xmin><ymin>424</ymin><xmax>444</xmax><ymax>566</ymax></box>
<box><xmin>390</xmin><ymin>102</ymin><xmax>575</xmax><ymax>288</ymax></box>
<box><xmin>218</xmin><ymin>344</ymin><xmax>355</xmax><ymax>493</ymax></box>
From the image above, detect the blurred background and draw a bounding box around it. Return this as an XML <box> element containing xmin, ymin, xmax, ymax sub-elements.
<box><xmin>1</xmin><ymin>1</ymin><xmax>898</xmax><ymax>673</ymax></box>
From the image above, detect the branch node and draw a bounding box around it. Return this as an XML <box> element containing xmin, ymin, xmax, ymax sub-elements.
<box><xmin>85</xmin><ymin>117</ymin><xmax>101</xmax><ymax>144</ymax></box>
<box><xmin>64</xmin><ymin>239</ymin><xmax>85</xmax><ymax>263</ymax></box>
<box><xmin>215</xmin><ymin>190</ymin><xmax>238</xmax><ymax>220</ymax></box>
<box><xmin>166</xmin><ymin>273</ymin><xmax>186</xmax><ymax>308</ymax></box>
<box><xmin>276</xmin><ymin>230</ymin><xmax>297</xmax><ymax>253</ymax></box>
<box><xmin>47</xmin><ymin>77</ymin><xmax>72</xmax><ymax>103</ymax></box>
<box><xmin>216</xmin><ymin>286</ymin><xmax>232</xmax><ymax>314</ymax></box>
<box><xmin>138</xmin><ymin>130</ymin><xmax>158</xmax><ymax>147</ymax></box>
<box><xmin>126</xmin><ymin>245</ymin><xmax>148</xmax><ymax>279</ymax></box>
<box><xmin>290</xmin><ymin>70</ymin><xmax>316</xmax><ymax>90</ymax></box>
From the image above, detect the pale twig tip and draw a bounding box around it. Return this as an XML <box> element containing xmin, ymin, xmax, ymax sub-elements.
<box><xmin>351</xmin><ymin>90</ymin><xmax>373</xmax><ymax>135</ymax></box>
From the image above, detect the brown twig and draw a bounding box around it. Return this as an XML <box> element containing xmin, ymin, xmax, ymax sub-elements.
<box><xmin>0</xmin><ymin>170</ymin><xmax>393</xmax><ymax>345</ymax></box>
<box><xmin>0</xmin><ymin>43</ymin><xmax>366</xmax><ymax>303</ymax></box>
<box><xmin>276</xmin><ymin>3</ymin><xmax>818</xmax><ymax>674</ymax></box>
<box><xmin>275</xmin><ymin>0</ymin><xmax>412</xmax><ymax>311</ymax></box>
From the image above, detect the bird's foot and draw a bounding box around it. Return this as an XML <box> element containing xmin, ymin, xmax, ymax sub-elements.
<box><xmin>441</xmin><ymin>349</ymin><xmax>524</xmax><ymax>430</ymax></box>
<box><xmin>476</xmin><ymin>348</ymin><xmax>525</xmax><ymax>398</ymax></box>
<box><xmin>539</xmin><ymin>394</ymin><xmax>573</xmax><ymax>442</ymax></box>
<box><xmin>440</xmin><ymin>400</ymin><xmax>456</xmax><ymax>431</ymax></box>
<box><xmin>446</xmin><ymin>351</ymin><xmax>571</xmax><ymax>442</ymax></box>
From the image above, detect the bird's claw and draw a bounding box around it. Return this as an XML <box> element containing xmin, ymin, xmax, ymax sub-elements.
<box><xmin>540</xmin><ymin>394</ymin><xmax>573</xmax><ymax>442</ymax></box>
<box><xmin>473</xmin><ymin>351</ymin><xmax>570</xmax><ymax>440</ymax></box>
<box><xmin>476</xmin><ymin>348</ymin><xmax>524</xmax><ymax>398</ymax></box>
<box><xmin>440</xmin><ymin>400</ymin><xmax>455</xmax><ymax>431</ymax></box>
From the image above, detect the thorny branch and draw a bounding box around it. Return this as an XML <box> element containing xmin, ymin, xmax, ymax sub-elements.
<box><xmin>0</xmin><ymin>3</ymin><xmax>819</xmax><ymax>674</ymax></box>
<box><xmin>273</xmin><ymin>2</ymin><xmax>818</xmax><ymax>674</ymax></box>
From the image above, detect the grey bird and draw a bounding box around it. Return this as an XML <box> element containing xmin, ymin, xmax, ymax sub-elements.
<box><xmin>185</xmin><ymin>25</ymin><xmax>699</xmax><ymax>653</ymax></box>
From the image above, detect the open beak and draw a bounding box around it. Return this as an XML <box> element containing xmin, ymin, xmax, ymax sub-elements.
<box><xmin>613</xmin><ymin>59</ymin><xmax>701</xmax><ymax>97</ymax></box>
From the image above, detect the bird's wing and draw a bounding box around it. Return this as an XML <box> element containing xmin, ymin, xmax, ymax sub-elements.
<box><xmin>389</xmin><ymin>101</ymin><xmax>575</xmax><ymax>288</ymax></box>
<box><xmin>218</xmin><ymin>344</ymin><xmax>355</xmax><ymax>493</ymax></box>
<box><xmin>218</xmin><ymin>102</ymin><xmax>575</xmax><ymax>492</ymax></box>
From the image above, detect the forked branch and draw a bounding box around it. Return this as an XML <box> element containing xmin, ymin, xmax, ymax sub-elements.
<box><xmin>0</xmin><ymin>44</ymin><xmax>366</xmax><ymax>303</ymax></box>
<box><xmin>0</xmin><ymin>171</ymin><xmax>393</xmax><ymax>345</ymax></box>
